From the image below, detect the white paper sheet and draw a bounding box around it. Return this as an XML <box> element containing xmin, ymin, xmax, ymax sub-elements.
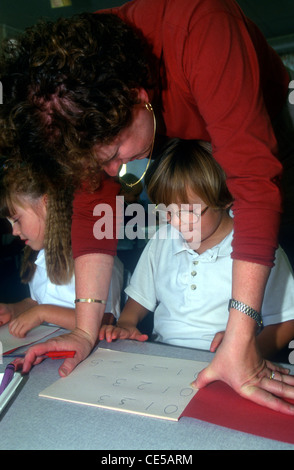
<box><xmin>0</xmin><ymin>324</ymin><xmax>61</xmax><ymax>355</ymax></box>
<box><xmin>40</xmin><ymin>348</ymin><xmax>208</xmax><ymax>420</ymax></box>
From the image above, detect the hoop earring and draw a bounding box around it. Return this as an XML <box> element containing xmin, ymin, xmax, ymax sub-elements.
<box><xmin>120</xmin><ymin>102</ymin><xmax>156</xmax><ymax>188</ymax></box>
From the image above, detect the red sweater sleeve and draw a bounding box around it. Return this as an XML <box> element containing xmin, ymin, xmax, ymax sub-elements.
<box><xmin>71</xmin><ymin>174</ymin><xmax>121</xmax><ymax>259</ymax></box>
<box><xmin>183</xmin><ymin>9</ymin><xmax>283</xmax><ymax>266</ymax></box>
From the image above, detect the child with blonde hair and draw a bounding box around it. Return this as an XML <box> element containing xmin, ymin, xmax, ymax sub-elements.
<box><xmin>100</xmin><ymin>139</ymin><xmax>294</xmax><ymax>359</ymax></box>
<box><xmin>0</xmin><ymin>158</ymin><xmax>123</xmax><ymax>337</ymax></box>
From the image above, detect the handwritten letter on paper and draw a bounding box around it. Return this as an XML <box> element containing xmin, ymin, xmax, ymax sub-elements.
<box><xmin>40</xmin><ymin>348</ymin><xmax>208</xmax><ymax>420</ymax></box>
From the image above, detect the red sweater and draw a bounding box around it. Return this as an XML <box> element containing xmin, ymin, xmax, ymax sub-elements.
<box><xmin>72</xmin><ymin>173</ymin><xmax>121</xmax><ymax>258</ymax></box>
<box><xmin>72</xmin><ymin>0</ymin><xmax>289</xmax><ymax>267</ymax></box>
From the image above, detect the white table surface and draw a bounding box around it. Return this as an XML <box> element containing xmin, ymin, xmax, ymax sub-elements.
<box><xmin>1</xmin><ymin>337</ymin><xmax>294</xmax><ymax>451</ymax></box>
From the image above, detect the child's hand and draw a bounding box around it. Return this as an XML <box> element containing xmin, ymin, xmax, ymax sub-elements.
<box><xmin>9</xmin><ymin>306</ymin><xmax>43</xmax><ymax>338</ymax></box>
<box><xmin>210</xmin><ymin>331</ymin><xmax>225</xmax><ymax>352</ymax></box>
<box><xmin>99</xmin><ymin>323</ymin><xmax>148</xmax><ymax>343</ymax></box>
<box><xmin>0</xmin><ymin>303</ymin><xmax>14</xmax><ymax>326</ymax></box>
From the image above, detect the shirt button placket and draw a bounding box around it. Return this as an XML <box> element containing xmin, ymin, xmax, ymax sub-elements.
<box><xmin>191</xmin><ymin>260</ymin><xmax>198</xmax><ymax>290</ymax></box>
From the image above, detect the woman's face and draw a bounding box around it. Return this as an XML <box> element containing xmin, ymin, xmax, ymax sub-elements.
<box><xmin>8</xmin><ymin>196</ymin><xmax>47</xmax><ymax>251</ymax></box>
<box><xmin>94</xmin><ymin>96</ymin><xmax>155</xmax><ymax>177</ymax></box>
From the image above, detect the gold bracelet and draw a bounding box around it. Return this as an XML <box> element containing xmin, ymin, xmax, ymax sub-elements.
<box><xmin>75</xmin><ymin>298</ymin><xmax>107</xmax><ymax>304</ymax></box>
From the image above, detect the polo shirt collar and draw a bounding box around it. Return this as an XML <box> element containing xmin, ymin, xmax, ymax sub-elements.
<box><xmin>171</xmin><ymin>226</ymin><xmax>233</xmax><ymax>261</ymax></box>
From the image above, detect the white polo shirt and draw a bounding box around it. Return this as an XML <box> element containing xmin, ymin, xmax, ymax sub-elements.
<box><xmin>29</xmin><ymin>250</ymin><xmax>123</xmax><ymax>318</ymax></box>
<box><xmin>125</xmin><ymin>226</ymin><xmax>294</xmax><ymax>350</ymax></box>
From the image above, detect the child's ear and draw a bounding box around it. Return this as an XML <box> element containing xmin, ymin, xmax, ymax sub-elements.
<box><xmin>224</xmin><ymin>203</ymin><xmax>234</xmax><ymax>215</ymax></box>
<box><xmin>42</xmin><ymin>194</ymin><xmax>48</xmax><ymax>206</ymax></box>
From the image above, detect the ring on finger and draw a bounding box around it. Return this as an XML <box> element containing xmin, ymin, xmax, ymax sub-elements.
<box><xmin>270</xmin><ymin>371</ymin><xmax>275</xmax><ymax>380</ymax></box>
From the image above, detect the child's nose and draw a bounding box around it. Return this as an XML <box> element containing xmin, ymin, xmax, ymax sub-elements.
<box><xmin>11</xmin><ymin>224</ymin><xmax>21</xmax><ymax>237</ymax></box>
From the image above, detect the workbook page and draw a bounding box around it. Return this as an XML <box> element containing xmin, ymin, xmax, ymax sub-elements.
<box><xmin>40</xmin><ymin>348</ymin><xmax>208</xmax><ymax>420</ymax></box>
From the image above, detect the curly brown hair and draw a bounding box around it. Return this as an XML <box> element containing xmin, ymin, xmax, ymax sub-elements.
<box><xmin>0</xmin><ymin>157</ymin><xmax>74</xmax><ymax>285</ymax></box>
<box><xmin>0</xmin><ymin>12</ymin><xmax>155</xmax><ymax>189</ymax></box>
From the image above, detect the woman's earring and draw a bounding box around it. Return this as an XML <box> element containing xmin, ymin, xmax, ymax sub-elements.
<box><xmin>145</xmin><ymin>102</ymin><xmax>153</xmax><ymax>112</ymax></box>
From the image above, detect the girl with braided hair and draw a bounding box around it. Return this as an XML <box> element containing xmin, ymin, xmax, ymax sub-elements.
<box><xmin>0</xmin><ymin>159</ymin><xmax>123</xmax><ymax>337</ymax></box>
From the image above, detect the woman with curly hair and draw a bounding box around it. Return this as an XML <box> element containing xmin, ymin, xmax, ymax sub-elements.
<box><xmin>1</xmin><ymin>0</ymin><xmax>294</xmax><ymax>413</ymax></box>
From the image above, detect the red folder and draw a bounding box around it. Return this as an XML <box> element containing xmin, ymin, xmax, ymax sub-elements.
<box><xmin>181</xmin><ymin>381</ymin><xmax>294</xmax><ymax>444</ymax></box>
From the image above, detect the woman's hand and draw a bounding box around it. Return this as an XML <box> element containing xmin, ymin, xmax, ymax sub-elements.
<box><xmin>193</xmin><ymin>333</ymin><xmax>294</xmax><ymax>415</ymax></box>
<box><xmin>99</xmin><ymin>323</ymin><xmax>148</xmax><ymax>343</ymax></box>
<box><xmin>21</xmin><ymin>328</ymin><xmax>94</xmax><ymax>377</ymax></box>
<box><xmin>195</xmin><ymin>259</ymin><xmax>293</xmax><ymax>414</ymax></box>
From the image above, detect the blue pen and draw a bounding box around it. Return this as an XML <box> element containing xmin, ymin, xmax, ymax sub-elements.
<box><xmin>0</xmin><ymin>364</ymin><xmax>15</xmax><ymax>395</ymax></box>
